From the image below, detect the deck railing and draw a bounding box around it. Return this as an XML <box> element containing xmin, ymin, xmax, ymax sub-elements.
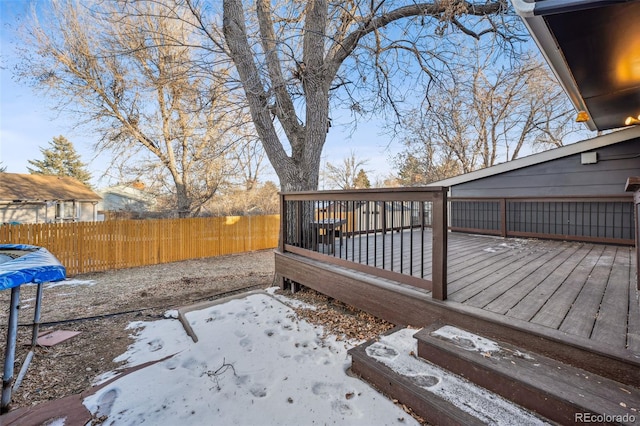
<box><xmin>449</xmin><ymin>196</ymin><xmax>635</xmax><ymax>245</ymax></box>
<box><xmin>279</xmin><ymin>187</ymin><xmax>449</xmax><ymax>300</ymax></box>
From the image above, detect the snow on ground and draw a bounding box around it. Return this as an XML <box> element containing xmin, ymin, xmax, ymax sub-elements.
<box><xmin>80</xmin><ymin>289</ymin><xmax>547</xmax><ymax>425</ymax></box>
<box><xmin>45</xmin><ymin>278</ymin><xmax>97</xmax><ymax>289</ymax></box>
<box><xmin>83</xmin><ymin>290</ymin><xmax>419</xmax><ymax>426</ymax></box>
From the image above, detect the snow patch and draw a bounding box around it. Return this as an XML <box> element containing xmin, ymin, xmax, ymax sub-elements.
<box><xmin>83</xmin><ymin>293</ymin><xmax>417</xmax><ymax>426</ymax></box>
<box><xmin>45</xmin><ymin>279</ymin><xmax>97</xmax><ymax>289</ymax></box>
<box><xmin>367</xmin><ymin>328</ymin><xmax>548</xmax><ymax>425</ymax></box>
<box><xmin>163</xmin><ymin>310</ymin><xmax>179</xmax><ymax>319</ymax></box>
<box><xmin>432</xmin><ymin>325</ymin><xmax>501</xmax><ymax>353</ymax></box>
<box><xmin>42</xmin><ymin>418</ymin><xmax>66</xmax><ymax>426</ymax></box>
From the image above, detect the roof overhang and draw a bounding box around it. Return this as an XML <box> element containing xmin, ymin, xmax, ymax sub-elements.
<box><xmin>512</xmin><ymin>0</ymin><xmax>640</xmax><ymax>131</ymax></box>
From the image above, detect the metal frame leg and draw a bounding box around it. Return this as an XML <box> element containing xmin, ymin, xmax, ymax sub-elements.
<box><xmin>1</xmin><ymin>282</ymin><xmax>45</xmax><ymax>413</ymax></box>
<box><xmin>1</xmin><ymin>287</ymin><xmax>21</xmax><ymax>414</ymax></box>
<box><xmin>14</xmin><ymin>283</ymin><xmax>44</xmax><ymax>393</ymax></box>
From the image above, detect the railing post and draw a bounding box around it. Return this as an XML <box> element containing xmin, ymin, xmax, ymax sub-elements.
<box><xmin>500</xmin><ymin>198</ymin><xmax>507</xmax><ymax>237</ymax></box>
<box><xmin>279</xmin><ymin>193</ymin><xmax>286</xmax><ymax>253</ymax></box>
<box><xmin>432</xmin><ymin>188</ymin><xmax>448</xmax><ymax>300</ymax></box>
<box><xmin>277</xmin><ymin>193</ymin><xmax>287</xmax><ymax>290</ymax></box>
<box><xmin>625</xmin><ymin>177</ymin><xmax>640</xmax><ymax>289</ymax></box>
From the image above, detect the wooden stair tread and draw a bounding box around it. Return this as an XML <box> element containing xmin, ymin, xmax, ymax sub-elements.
<box><xmin>349</xmin><ymin>328</ymin><xmax>550</xmax><ymax>426</ymax></box>
<box><xmin>415</xmin><ymin>324</ymin><xmax>640</xmax><ymax>425</ymax></box>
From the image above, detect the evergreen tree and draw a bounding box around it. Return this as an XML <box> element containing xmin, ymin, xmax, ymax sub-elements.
<box><xmin>353</xmin><ymin>169</ymin><xmax>371</xmax><ymax>189</ymax></box>
<box><xmin>27</xmin><ymin>136</ymin><xmax>92</xmax><ymax>186</ymax></box>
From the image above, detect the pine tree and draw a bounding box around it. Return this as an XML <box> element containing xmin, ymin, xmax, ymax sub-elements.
<box><xmin>353</xmin><ymin>169</ymin><xmax>371</xmax><ymax>189</ymax></box>
<box><xmin>27</xmin><ymin>136</ymin><xmax>92</xmax><ymax>186</ymax></box>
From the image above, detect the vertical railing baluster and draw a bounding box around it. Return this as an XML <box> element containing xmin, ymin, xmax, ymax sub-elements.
<box><xmin>366</xmin><ymin>201</ymin><xmax>370</xmax><ymax>266</ymax></box>
<box><xmin>374</xmin><ymin>202</ymin><xmax>378</xmax><ymax>268</ymax></box>
<box><xmin>409</xmin><ymin>201</ymin><xmax>414</xmax><ymax>276</ymax></box>
<box><xmin>381</xmin><ymin>201</ymin><xmax>387</xmax><ymax>269</ymax></box>
<box><xmin>356</xmin><ymin>200</ymin><xmax>361</xmax><ymax>264</ymax></box>
<box><xmin>335</xmin><ymin>199</ymin><xmax>340</xmax><ymax>257</ymax></box>
<box><xmin>420</xmin><ymin>201</ymin><xmax>425</xmax><ymax>279</ymax></box>
<box><xmin>400</xmin><ymin>202</ymin><xmax>404</xmax><ymax>273</ymax></box>
<box><xmin>389</xmin><ymin>201</ymin><xmax>396</xmax><ymax>271</ymax></box>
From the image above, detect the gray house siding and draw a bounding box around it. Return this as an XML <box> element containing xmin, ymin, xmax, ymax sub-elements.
<box><xmin>447</xmin><ymin>137</ymin><xmax>640</xmax><ymax>244</ymax></box>
<box><xmin>450</xmin><ymin>138</ymin><xmax>640</xmax><ymax>198</ymax></box>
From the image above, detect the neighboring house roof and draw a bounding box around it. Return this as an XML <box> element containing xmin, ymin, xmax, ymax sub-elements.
<box><xmin>99</xmin><ymin>185</ymin><xmax>156</xmax><ymax>205</ymax></box>
<box><xmin>512</xmin><ymin>0</ymin><xmax>640</xmax><ymax>131</ymax></box>
<box><xmin>0</xmin><ymin>173</ymin><xmax>101</xmax><ymax>202</ymax></box>
<box><xmin>428</xmin><ymin>125</ymin><xmax>640</xmax><ymax>188</ymax></box>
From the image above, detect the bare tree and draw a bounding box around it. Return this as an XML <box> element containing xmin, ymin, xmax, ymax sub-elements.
<box><xmin>16</xmin><ymin>1</ymin><xmax>255</xmax><ymax>217</ymax></box>
<box><xmin>394</xmin><ymin>51</ymin><xmax>589</xmax><ymax>182</ymax></box>
<box><xmin>323</xmin><ymin>150</ymin><xmax>369</xmax><ymax>189</ymax></box>
<box><xmin>212</xmin><ymin>0</ymin><xmax>519</xmax><ymax>192</ymax></box>
<box><xmin>229</xmin><ymin>139</ymin><xmax>268</xmax><ymax>191</ymax></box>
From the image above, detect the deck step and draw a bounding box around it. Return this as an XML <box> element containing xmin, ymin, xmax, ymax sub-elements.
<box><xmin>414</xmin><ymin>324</ymin><xmax>640</xmax><ymax>425</ymax></box>
<box><xmin>348</xmin><ymin>328</ymin><xmax>550</xmax><ymax>425</ymax></box>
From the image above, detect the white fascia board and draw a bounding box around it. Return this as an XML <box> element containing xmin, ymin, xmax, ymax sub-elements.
<box><xmin>427</xmin><ymin>126</ymin><xmax>640</xmax><ymax>187</ymax></box>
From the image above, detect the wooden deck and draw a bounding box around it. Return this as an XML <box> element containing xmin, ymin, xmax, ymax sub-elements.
<box><xmin>327</xmin><ymin>229</ymin><xmax>640</xmax><ymax>353</ymax></box>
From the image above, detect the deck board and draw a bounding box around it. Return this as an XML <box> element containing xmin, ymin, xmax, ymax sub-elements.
<box><xmin>462</xmin><ymin>241</ymin><xmax>573</xmax><ymax>308</ymax></box>
<box><xmin>485</xmin><ymin>243</ymin><xmax>582</xmax><ymax>315</ymax></box>
<box><xmin>530</xmin><ymin>244</ymin><xmax>605</xmax><ymax>329</ymax></box>
<box><xmin>591</xmin><ymin>248</ymin><xmax>631</xmax><ymax>348</ymax></box>
<box><xmin>447</xmin><ymin>248</ymin><xmax>535</xmax><ymax>294</ymax></box>
<box><xmin>506</xmin><ymin>244</ymin><xmax>592</xmax><ymax>321</ymax></box>
<box><xmin>332</xmin><ymin>230</ymin><xmax>638</xmax><ymax>353</ymax></box>
<box><xmin>449</xmin><ymin>245</ymin><xmax>549</xmax><ymax>301</ymax></box>
<box><xmin>558</xmin><ymin>246</ymin><xmax>616</xmax><ymax>338</ymax></box>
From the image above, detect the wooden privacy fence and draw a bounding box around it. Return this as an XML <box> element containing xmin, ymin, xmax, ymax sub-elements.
<box><xmin>0</xmin><ymin>215</ymin><xmax>280</xmax><ymax>276</ymax></box>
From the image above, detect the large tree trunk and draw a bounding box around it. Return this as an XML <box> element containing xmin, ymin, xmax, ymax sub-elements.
<box><xmin>223</xmin><ymin>0</ymin><xmax>331</xmax><ymax>194</ymax></box>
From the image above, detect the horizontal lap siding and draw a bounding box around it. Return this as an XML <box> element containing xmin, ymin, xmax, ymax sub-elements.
<box><xmin>0</xmin><ymin>215</ymin><xmax>280</xmax><ymax>276</ymax></box>
<box><xmin>450</xmin><ymin>138</ymin><xmax>640</xmax><ymax>198</ymax></box>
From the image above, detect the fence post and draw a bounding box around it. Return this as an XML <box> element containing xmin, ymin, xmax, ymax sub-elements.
<box><xmin>432</xmin><ymin>188</ymin><xmax>448</xmax><ymax>301</ymax></box>
<box><xmin>500</xmin><ymin>198</ymin><xmax>507</xmax><ymax>237</ymax></box>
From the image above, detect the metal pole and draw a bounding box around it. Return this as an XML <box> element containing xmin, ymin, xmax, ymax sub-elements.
<box><xmin>2</xmin><ymin>286</ymin><xmax>21</xmax><ymax>414</ymax></box>
<box><xmin>31</xmin><ymin>283</ymin><xmax>44</xmax><ymax>347</ymax></box>
<box><xmin>13</xmin><ymin>351</ymin><xmax>34</xmax><ymax>392</ymax></box>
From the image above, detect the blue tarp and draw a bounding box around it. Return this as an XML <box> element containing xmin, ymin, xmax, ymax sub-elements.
<box><xmin>0</xmin><ymin>244</ymin><xmax>66</xmax><ymax>290</ymax></box>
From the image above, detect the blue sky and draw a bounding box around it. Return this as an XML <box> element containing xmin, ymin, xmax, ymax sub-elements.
<box><xmin>0</xmin><ymin>1</ymin><xmax>399</xmax><ymax>189</ymax></box>
<box><xmin>0</xmin><ymin>0</ymin><xmax>115</xmax><ymax>185</ymax></box>
<box><xmin>1</xmin><ymin>2</ymin><xmax>593</xmax><ymax>190</ymax></box>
